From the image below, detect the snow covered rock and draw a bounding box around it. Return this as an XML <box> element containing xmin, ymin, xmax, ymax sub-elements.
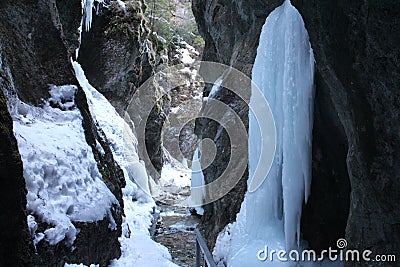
<box><xmin>12</xmin><ymin>84</ymin><xmax>119</xmax><ymax>247</ymax></box>
<box><xmin>0</xmin><ymin>1</ymin><xmax>125</xmax><ymax>264</ymax></box>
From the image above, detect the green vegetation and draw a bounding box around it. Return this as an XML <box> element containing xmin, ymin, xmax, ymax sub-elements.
<box><xmin>145</xmin><ymin>0</ymin><xmax>204</xmax><ymax>50</ymax></box>
<box><xmin>108</xmin><ymin>1</ymin><xmax>148</xmax><ymax>41</ymax></box>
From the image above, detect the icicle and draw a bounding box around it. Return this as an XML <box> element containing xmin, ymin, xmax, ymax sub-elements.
<box><xmin>247</xmin><ymin>0</ymin><xmax>316</xmax><ymax>251</ymax></box>
<box><xmin>76</xmin><ymin>0</ymin><xmax>105</xmax><ymax>58</ymax></box>
<box><xmin>208</xmin><ymin>76</ymin><xmax>224</xmax><ymax>99</ymax></box>
<box><xmin>75</xmin><ymin>0</ymin><xmax>93</xmax><ymax>59</ymax></box>
<box><xmin>83</xmin><ymin>0</ymin><xmax>94</xmax><ymax>32</ymax></box>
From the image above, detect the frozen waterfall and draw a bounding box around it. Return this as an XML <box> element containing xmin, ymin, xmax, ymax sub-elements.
<box><xmin>214</xmin><ymin>1</ymin><xmax>315</xmax><ymax>266</ymax></box>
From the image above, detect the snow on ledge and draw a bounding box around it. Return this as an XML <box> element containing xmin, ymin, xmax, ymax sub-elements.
<box><xmin>11</xmin><ymin>85</ymin><xmax>118</xmax><ymax>246</ymax></box>
<box><xmin>72</xmin><ymin>61</ymin><xmax>177</xmax><ymax>266</ymax></box>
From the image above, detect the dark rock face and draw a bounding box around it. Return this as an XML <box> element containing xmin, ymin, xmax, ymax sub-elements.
<box><xmin>78</xmin><ymin>0</ymin><xmax>165</xmax><ymax>180</ymax></box>
<box><xmin>300</xmin><ymin>71</ymin><xmax>351</xmax><ymax>254</ymax></box>
<box><xmin>192</xmin><ymin>0</ymin><xmax>284</xmax><ymax>248</ymax></box>
<box><xmin>0</xmin><ymin>0</ymin><xmax>125</xmax><ymax>265</ymax></box>
<box><xmin>292</xmin><ymin>0</ymin><xmax>400</xmax><ymax>264</ymax></box>
<box><xmin>78</xmin><ymin>0</ymin><xmax>156</xmax><ymax>114</ymax></box>
<box><xmin>0</xmin><ymin>0</ymin><xmax>81</xmax><ymax>105</ymax></box>
<box><xmin>194</xmin><ymin>0</ymin><xmax>400</xmax><ymax>262</ymax></box>
<box><xmin>32</xmin><ymin>217</ymin><xmax>122</xmax><ymax>266</ymax></box>
<box><xmin>0</xmin><ymin>90</ymin><xmax>33</xmax><ymax>266</ymax></box>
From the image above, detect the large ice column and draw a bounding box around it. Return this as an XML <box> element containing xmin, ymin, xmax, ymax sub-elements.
<box><xmin>216</xmin><ymin>0</ymin><xmax>315</xmax><ymax>266</ymax></box>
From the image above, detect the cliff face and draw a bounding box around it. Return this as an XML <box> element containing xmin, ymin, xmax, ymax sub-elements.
<box><xmin>0</xmin><ymin>0</ymin><xmax>126</xmax><ymax>265</ymax></box>
<box><xmin>194</xmin><ymin>0</ymin><xmax>400</xmax><ymax>260</ymax></box>
<box><xmin>78</xmin><ymin>0</ymin><xmax>156</xmax><ymax>114</ymax></box>
<box><xmin>78</xmin><ymin>0</ymin><xmax>165</xmax><ymax>180</ymax></box>
<box><xmin>292</xmin><ymin>0</ymin><xmax>400</xmax><ymax>262</ymax></box>
<box><xmin>0</xmin><ymin>90</ymin><xmax>33</xmax><ymax>266</ymax></box>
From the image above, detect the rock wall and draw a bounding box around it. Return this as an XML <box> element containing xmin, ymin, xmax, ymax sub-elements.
<box><xmin>194</xmin><ymin>0</ymin><xmax>400</xmax><ymax>261</ymax></box>
<box><xmin>292</xmin><ymin>0</ymin><xmax>400</xmax><ymax>264</ymax></box>
<box><xmin>78</xmin><ymin>0</ymin><xmax>165</xmax><ymax>180</ymax></box>
<box><xmin>78</xmin><ymin>0</ymin><xmax>156</xmax><ymax>114</ymax></box>
<box><xmin>0</xmin><ymin>90</ymin><xmax>33</xmax><ymax>266</ymax></box>
<box><xmin>0</xmin><ymin>0</ymin><xmax>125</xmax><ymax>265</ymax></box>
<box><xmin>161</xmin><ymin>39</ymin><xmax>203</xmax><ymax>165</ymax></box>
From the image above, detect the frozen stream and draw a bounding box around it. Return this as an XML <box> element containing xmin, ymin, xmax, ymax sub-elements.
<box><xmin>154</xmin><ymin>163</ymin><xmax>202</xmax><ymax>267</ymax></box>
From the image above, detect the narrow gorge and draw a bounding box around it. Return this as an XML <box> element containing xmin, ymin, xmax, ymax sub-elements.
<box><xmin>0</xmin><ymin>0</ymin><xmax>398</xmax><ymax>266</ymax></box>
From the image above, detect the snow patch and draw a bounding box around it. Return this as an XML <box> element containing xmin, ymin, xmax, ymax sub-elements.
<box><xmin>174</xmin><ymin>40</ymin><xmax>199</xmax><ymax>65</ymax></box>
<box><xmin>161</xmin><ymin>163</ymin><xmax>191</xmax><ymax>188</ymax></box>
<box><xmin>213</xmin><ymin>223</ymin><xmax>236</xmax><ymax>267</ymax></box>
<box><xmin>49</xmin><ymin>84</ymin><xmax>78</xmax><ymax>110</ymax></box>
<box><xmin>180</xmin><ymin>48</ymin><xmax>195</xmax><ymax>65</ymax></box>
<box><xmin>110</xmin><ymin>199</ymin><xmax>177</xmax><ymax>267</ymax></box>
<box><xmin>11</xmin><ymin>85</ymin><xmax>117</xmax><ymax>246</ymax></box>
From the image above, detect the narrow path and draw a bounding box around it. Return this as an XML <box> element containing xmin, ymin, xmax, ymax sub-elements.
<box><xmin>153</xmin><ymin>163</ymin><xmax>203</xmax><ymax>267</ymax></box>
<box><xmin>155</xmin><ymin>204</ymin><xmax>201</xmax><ymax>266</ymax></box>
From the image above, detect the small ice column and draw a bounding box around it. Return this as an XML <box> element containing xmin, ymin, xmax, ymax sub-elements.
<box><xmin>190</xmin><ymin>147</ymin><xmax>206</xmax><ymax>214</ymax></box>
<box><xmin>221</xmin><ymin>0</ymin><xmax>315</xmax><ymax>265</ymax></box>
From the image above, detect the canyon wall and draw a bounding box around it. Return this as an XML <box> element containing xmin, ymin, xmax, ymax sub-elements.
<box><xmin>0</xmin><ymin>0</ymin><xmax>153</xmax><ymax>265</ymax></box>
<box><xmin>193</xmin><ymin>0</ymin><xmax>400</xmax><ymax>263</ymax></box>
<box><xmin>292</xmin><ymin>0</ymin><xmax>400</xmax><ymax>264</ymax></box>
<box><xmin>0</xmin><ymin>90</ymin><xmax>32</xmax><ymax>265</ymax></box>
<box><xmin>78</xmin><ymin>0</ymin><xmax>165</xmax><ymax>180</ymax></box>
